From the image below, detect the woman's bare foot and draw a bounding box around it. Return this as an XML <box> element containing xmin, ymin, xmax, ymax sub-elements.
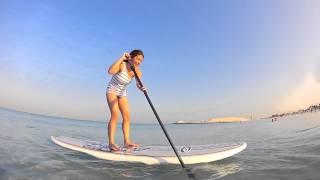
<box><xmin>109</xmin><ymin>144</ymin><xmax>120</xmax><ymax>152</ymax></box>
<box><xmin>124</xmin><ymin>142</ymin><xmax>139</xmax><ymax>149</ymax></box>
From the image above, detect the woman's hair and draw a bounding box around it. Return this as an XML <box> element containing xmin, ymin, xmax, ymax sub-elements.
<box><xmin>130</xmin><ymin>49</ymin><xmax>144</xmax><ymax>58</ymax></box>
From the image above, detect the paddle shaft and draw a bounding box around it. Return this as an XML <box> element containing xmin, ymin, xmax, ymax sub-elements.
<box><xmin>127</xmin><ymin>63</ymin><xmax>185</xmax><ymax>166</ymax></box>
<box><xmin>142</xmin><ymin>91</ymin><xmax>196</xmax><ymax>179</ymax></box>
<box><xmin>125</xmin><ymin>60</ymin><xmax>196</xmax><ymax>179</ymax></box>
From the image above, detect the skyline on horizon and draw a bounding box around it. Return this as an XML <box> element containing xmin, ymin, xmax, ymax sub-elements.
<box><xmin>1</xmin><ymin>0</ymin><xmax>320</xmax><ymax>123</ymax></box>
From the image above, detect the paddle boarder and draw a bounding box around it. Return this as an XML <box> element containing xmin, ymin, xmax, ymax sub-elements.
<box><xmin>106</xmin><ymin>50</ymin><xmax>145</xmax><ymax>151</ymax></box>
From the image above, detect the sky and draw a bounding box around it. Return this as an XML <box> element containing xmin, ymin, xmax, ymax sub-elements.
<box><xmin>1</xmin><ymin>0</ymin><xmax>320</xmax><ymax>123</ymax></box>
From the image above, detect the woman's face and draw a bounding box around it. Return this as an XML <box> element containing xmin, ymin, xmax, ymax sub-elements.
<box><xmin>131</xmin><ymin>55</ymin><xmax>144</xmax><ymax>67</ymax></box>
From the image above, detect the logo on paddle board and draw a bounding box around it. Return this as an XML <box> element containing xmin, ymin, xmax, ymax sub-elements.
<box><xmin>181</xmin><ymin>146</ymin><xmax>191</xmax><ymax>153</ymax></box>
<box><xmin>133</xmin><ymin>147</ymin><xmax>151</xmax><ymax>152</ymax></box>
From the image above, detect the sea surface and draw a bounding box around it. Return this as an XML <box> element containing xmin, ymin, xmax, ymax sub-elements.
<box><xmin>1</xmin><ymin>107</ymin><xmax>320</xmax><ymax>180</ymax></box>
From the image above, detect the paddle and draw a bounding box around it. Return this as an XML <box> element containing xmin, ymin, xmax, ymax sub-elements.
<box><xmin>124</xmin><ymin>60</ymin><xmax>197</xmax><ymax>180</ymax></box>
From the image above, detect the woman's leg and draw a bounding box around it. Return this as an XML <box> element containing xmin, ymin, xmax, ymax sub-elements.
<box><xmin>118</xmin><ymin>96</ymin><xmax>139</xmax><ymax>147</ymax></box>
<box><xmin>107</xmin><ymin>93</ymin><xmax>120</xmax><ymax>150</ymax></box>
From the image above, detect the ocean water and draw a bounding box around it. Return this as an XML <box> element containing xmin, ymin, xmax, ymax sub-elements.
<box><xmin>1</xmin><ymin>107</ymin><xmax>320</xmax><ymax>180</ymax></box>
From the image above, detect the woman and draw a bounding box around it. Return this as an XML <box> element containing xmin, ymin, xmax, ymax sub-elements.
<box><xmin>106</xmin><ymin>49</ymin><xmax>145</xmax><ymax>151</ymax></box>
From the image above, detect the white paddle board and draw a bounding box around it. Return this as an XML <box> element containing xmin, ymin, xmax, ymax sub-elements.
<box><xmin>51</xmin><ymin>136</ymin><xmax>246</xmax><ymax>165</ymax></box>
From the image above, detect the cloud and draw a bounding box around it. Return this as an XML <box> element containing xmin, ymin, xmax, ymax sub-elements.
<box><xmin>276</xmin><ymin>73</ymin><xmax>320</xmax><ymax>112</ymax></box>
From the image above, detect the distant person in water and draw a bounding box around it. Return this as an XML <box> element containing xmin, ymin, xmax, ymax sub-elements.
<box><xmin>106</xmin><ymin>50</ymin><xmax>145</xmax><ymax>151</ymax></box>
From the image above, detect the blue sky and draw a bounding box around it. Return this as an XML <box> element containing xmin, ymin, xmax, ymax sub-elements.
<box><xmin>1</xmin><ymin>0</ymin><xmax>320</xmax><ymax>123</ymax></box>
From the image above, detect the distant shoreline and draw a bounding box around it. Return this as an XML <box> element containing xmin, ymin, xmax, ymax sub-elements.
<box><xmin>267</xmin><ymin>104</ymin><xmax>320</xmax><ymax>119</ymax></box>
<box><xmin>173</xmin><ymin>117</ymin><xmax>249</xmax><ymax>124</ymax></box>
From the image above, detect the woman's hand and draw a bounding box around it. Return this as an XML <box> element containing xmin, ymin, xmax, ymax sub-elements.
<box><xmin>121</xmin><ymin>52</ymin><xmax>130</xmax><ymax>61</ymax></box>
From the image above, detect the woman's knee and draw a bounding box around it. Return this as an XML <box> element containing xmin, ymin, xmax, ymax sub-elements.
<box><xmin>122</xmin><ymin>113</ymin><xmax>130</xmax><ymax>122</ymax></box>
<box><xmin>110</xmin><ymin>112</ymin><xmax>120</xmax><ymax>121</ymax></box>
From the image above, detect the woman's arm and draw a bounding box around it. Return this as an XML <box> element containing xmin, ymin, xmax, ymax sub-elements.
<box><xmin>135</xmin><ymin>68</ymin><xmax>142</xmax><ymax>79</ymax></box>
<box><xmin>135</xmin><ymin>68</ymin><xmax>146</xmax><ymax>91</ymax></box>
<box><xmin>107</xmin><ymin>53</ymin><xmax>129</xmax><ymax>75</ymax></box>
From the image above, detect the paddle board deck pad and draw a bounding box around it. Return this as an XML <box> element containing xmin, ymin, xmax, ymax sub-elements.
<box><xmin>51</xmin><ymin>136</ymin><xmax>247</xmax><ymax>165</ymax></box>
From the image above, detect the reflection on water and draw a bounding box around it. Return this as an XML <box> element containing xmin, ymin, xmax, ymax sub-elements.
<box><xmin>192</xmin><ymin>161</ymin><xmax>241</xmax><ymax>180</ymax></box>
<box><xmin>121</xmin><ymin>168</ymin><xmax>153</xmax><ymax>178</ymax></box>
